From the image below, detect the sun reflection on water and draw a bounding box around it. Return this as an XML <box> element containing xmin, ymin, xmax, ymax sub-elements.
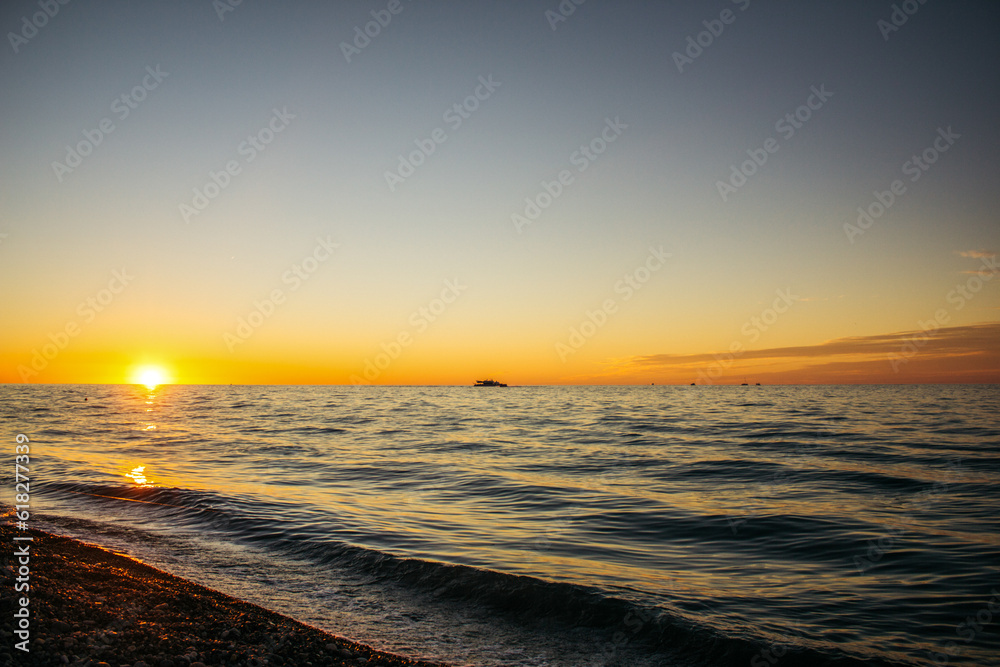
<box><xmin>126</xmin><ymin>466</ymin><xmax>151</xmax><ymax>486</ymax></box>
<box><xmin>138</xmin><ymin>384</ymin><xmax>160</xmax><ymax>431</ymax></box>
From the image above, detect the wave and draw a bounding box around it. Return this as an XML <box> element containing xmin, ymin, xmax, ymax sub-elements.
<box><xmin>37</xmin><ymin>480</ymin><xmax>898</xmax><ymax>666</ymax></box>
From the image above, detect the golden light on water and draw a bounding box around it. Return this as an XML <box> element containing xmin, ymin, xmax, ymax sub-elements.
<box><xmin>126</xmin><ymin>465</ymin><xmax>149</xmax><ymax>486</ymax></box>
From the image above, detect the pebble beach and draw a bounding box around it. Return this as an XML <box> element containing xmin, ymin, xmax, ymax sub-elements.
<box><xmin>1</xmin><ymin>524</ymin><xmax>446</xmax><ymax>667</ymax></box>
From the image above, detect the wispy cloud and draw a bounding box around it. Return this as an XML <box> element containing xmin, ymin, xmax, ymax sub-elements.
<box><xmin>615</xmin><ymin>323</ymin><xmax>1000</xmax><ymax>383</ymax></box>
<box><xmin>957</xmin><ymin>250</ymin><xmax>999</xmax><ymax>275</ymax></box>
<box><xmin>629</xmin><ymin>324</ymin><xmax>996</xmax><ymax>367</ymax></box>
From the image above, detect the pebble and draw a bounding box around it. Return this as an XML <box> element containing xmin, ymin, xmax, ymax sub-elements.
<box><xmin>5</xmin><ymin>525</ymin><xmax>446</xmax><ymax>667</ymax></box>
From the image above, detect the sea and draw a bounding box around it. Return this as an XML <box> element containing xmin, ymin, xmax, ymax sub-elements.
<box><xmin>2</xmin><ymin>384</ymin><xmax>999</xmax><ymax>667</ymax></box>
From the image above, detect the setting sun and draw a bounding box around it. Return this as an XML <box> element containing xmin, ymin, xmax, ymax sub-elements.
<box><xmin>131</xmin><ymin>365</ymin><xmax>171</xmax><ymax>389</ymax></box>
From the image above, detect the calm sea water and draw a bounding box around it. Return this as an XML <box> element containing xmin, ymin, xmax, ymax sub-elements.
<box><xmin>2</xmin><ymin>384</ymin><xmax>999</xmax><ymax>666</ymax></box>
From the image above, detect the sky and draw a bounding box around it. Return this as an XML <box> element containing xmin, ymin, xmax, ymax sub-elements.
<box><xmin>1</xmin><ymin>0</ymin><xmax>998</xmax><ymax>385</ymax></box>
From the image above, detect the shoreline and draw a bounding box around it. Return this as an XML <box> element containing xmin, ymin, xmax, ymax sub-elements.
<box><xmin>1</xmin><ymin>524</ymin><xmax>448</xmax><ymax>667</ymax></box>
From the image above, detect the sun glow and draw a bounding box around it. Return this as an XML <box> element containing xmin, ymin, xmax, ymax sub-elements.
<box><xmin>131</xmin><ymin>365</ymin><xmax>171</xmax><ymax>389</ymax></box>
<box><xmin>126</xmin><ymin>466</ymin><xmax>150</xmax><ymax>486</ymax></box>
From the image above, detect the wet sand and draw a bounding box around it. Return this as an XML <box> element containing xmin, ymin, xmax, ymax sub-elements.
<box><xmin>1</xmin><ymin>524</ymin><xmax>447</xmax><ymax>667</ymax></box>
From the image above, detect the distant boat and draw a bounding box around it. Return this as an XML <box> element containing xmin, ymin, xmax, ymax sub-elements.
<box><xmin>474</xmin><ymin>379</ymin><xmax>507</xmax><ymax>387</ymax></box>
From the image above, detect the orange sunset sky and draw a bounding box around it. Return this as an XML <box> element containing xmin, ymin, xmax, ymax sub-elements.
<box><xmin>1</xmin><ymin>2</ymin><xmax>998</xmax><ymax>386</ymax></box>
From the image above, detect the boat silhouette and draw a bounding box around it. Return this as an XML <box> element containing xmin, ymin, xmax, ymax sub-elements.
<box><xmin>474</xmin><ymin>379</ymin><xmax>507</xmax><ymax>387</ymax></box>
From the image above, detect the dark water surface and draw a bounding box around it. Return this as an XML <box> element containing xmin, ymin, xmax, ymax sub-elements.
<box><xmin>2</xmin><ymin>384</ymin><xmax>998</xmax><ymax>666</ymax></box>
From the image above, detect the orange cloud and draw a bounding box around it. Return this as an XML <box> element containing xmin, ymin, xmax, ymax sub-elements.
<box><xmin>957</xmin><ymin>251</ymin><xmax>999</xmax><ymax>276</ymax></box>
<box><xmin>619</xmin><ymin>322</ymin><xmax>1000</xmax><ymax>384</ymax></box>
